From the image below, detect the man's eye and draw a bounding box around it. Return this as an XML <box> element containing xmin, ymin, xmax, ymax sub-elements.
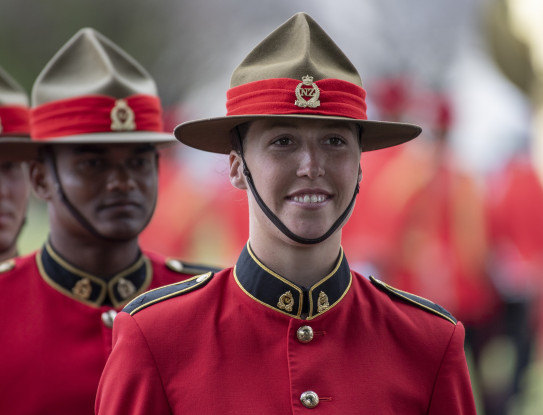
<box><xmin>79</xmin><ymin>159</ymin><xmax>105</xmax><ymax>169</ymax></box>
<box><xmin>327</xmin><ymin>136</ymin><xmax>345</xmax><ymax>146</ymax></box>
<box><xmin>128</xmin><ymin>157</ymin><xmax>151</xmax><ymax>169</ymax></box>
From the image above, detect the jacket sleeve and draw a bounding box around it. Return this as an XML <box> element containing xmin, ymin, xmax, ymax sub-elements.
<box><xmin>427</xmin><ymin>321</ymin><xmax>477</xmax><ymax>415</ymax></box>
<box><xmin>95</xmin><ymin>311</ymin><xmax>171</xmax><ymax>415</ymax></box>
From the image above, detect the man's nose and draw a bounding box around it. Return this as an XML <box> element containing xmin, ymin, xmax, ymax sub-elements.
<box><xmin>106</xmin><ymin>163</ymin><xmax>136</xmax><ymax>192</ymax></box>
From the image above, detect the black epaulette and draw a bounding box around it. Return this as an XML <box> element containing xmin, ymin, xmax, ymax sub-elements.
<box><xmin>370</xmin><ymin>276</ymin><xmax>457</xmax><ymax>325</ymax></box>
<box><xmin>165</xmin><ymin>258</ymin><xmax>222</xmax><ymax>275</ymax></box>
<box><xmin>123</xmin><ymin>272</ymin><xmax>214</xmax><ymax>316</ymax></box>
<box><xmin>0</xmin><ymin>259</ymin><xmax>15</xmax><ymax>273</ymax></box>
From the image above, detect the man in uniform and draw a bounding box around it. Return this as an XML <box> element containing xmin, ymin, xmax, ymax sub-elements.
<box><xmin>97</xmin><ymin>14</ymin><xmax>477</xmax><ymax>414</ymax></box>
<box><xmin>0</xmin><ymin>66</ymin><xmax>30</xmax><ymax>262</ymax></box>
<box><xmin>0</xmin><ymin>29</ymin><xmax>217</xmax><ymax>415</ymax></box>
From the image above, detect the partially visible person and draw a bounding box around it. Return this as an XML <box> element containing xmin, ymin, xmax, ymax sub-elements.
<box><xmin>97</xmin><ymin>13</ymin><xmax>476</xmax><ymax>414</ymax></box>
<box><xmin>0</xmin><ymin>29</ymin><xmax>218</xmax><ymax>415</ymax></box>
<box><xmin>0</xmin><ymin>66</ymin><xmax>31</xmax><ymax>262</ymax></box>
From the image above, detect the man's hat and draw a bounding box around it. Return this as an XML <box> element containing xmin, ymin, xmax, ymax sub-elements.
<box><xmin>11</xmin><ymin>27</ymin><xmax>175</xmax><ymax>159</ymax></box>
<box><xmin>174</xmin><ymin>13</ymin><xmax>422</xmax><ymax>154</ymax></box>
<box><xmin>0</xmin><ymin>65</ymin><xmax>31</xmax><ymax>161</ymax></box>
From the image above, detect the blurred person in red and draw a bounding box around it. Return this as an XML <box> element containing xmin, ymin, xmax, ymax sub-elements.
<box><xmin>484</xmin><ymin>145</ymin><xmax>543</xmax><ymax>414</ymax></box>
<box><xmin>342</xmin><ymin>77</ymin><xmax>436</xmax><ymax>275</ymax></box>
<box><xmin>0</xmin><ymin>66</ymin><xmax>31</xmax><ymax>262</ymax></box>
<box><xmin>0</xmin><ymin>29</ymin><xmax>217</xmax><ymax>415</ymax></box>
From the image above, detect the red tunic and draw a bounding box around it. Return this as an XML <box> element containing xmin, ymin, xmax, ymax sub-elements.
<box><xmin>97</xmin><ymin>243</ymin><xmax>476</xmax><ymax>414</ymax></box>
<box><xmin>0</xmin><ymin>242</ymin><xmax>216</xmax><ymax>415</ymax></box>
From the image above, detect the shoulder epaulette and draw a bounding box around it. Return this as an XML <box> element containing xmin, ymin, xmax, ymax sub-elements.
<box><xmin>369</xmin><ymin>276</ymin><xmax>457</xmax><ymax>325</ymax></box>
<box><xmin>0</xmin><ymin>259</ymin><xmax>16</xmax><ymax>273</ymax></box>
<box><xmin>165</xmin><ymin>258</ymin><xmax>222</xmax><ymax>275</ymax></box>
<box><xmin>123</xmin><ymin>272</ymin><xmax>214</xmax><ymax>316</ymax></box>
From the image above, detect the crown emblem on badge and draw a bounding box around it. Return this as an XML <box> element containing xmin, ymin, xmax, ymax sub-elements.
<box><xmin>295</xmin><ymin>75</ymin><xmax>320</xmax><ymax>108</ymax></box>
<box><xmin>110</xmin><ymin>99</ymin><xmax>136</xmax><ymax>131</ymax></box>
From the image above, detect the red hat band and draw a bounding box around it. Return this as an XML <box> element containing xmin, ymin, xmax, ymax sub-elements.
<box><xmin>30</xmin><ymin>94</ymin><xmax>164</xmax><ymax>140</ymax></box>
<box><xmin>226</xmin><ymin>77</ymin><xmax>367</xmax><ymax>120</ymax></box>
<box><xmin>0</xmin><ymin>106</ymin><xmax>30</xmax><ymax>136</ymax></box>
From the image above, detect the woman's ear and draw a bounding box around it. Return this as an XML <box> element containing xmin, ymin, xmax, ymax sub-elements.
<box><xmin>29</xmin><ymin>160</ymin><xmax>54</xmax><ymax>201</ymax></box>
<box><xmin>229</xmin><ymin>151</ymin><xmax>248</xmax><ymax>190</ymax></box>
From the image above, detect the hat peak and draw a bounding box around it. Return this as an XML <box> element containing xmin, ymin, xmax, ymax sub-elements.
<box><xmin>31</xmin><ymin>27</ymin><xmax>157</xmax><ymax>107</ymax></box>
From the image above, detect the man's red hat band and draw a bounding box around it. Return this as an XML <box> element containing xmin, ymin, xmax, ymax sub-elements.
<box><xmin>226</xmin><ymin>78</ymin><xmax>367</xmax><ymax>120</ymax></box>
<box><xmin>30</xmin><ymin>94</ymin><xmax>164</xmax><ymax>139</ymax></box>
<box><xmin>0</xmin><ymin>106</ymin><xmax>30</xmax><ymax>135</ymax></box>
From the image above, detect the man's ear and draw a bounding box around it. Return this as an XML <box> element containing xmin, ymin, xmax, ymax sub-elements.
<box><xmin>229</xmin><ymin>151</ymin><xmax>248</xmax><ymax>190</ymax></box>
<box><xmin>358</xmin><ymin>165</ymin><xmax>363</xmax><ymax>183</ymax></box>
<box><xmin>29</xmin><ymin>160</ymin><xmax>55</xmax><ymax>201</ymax></box>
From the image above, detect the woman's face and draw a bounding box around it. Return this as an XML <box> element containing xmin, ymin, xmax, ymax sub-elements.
<box><xmin>230</xmin><ymin>118</ymin><xmax>361</xmax><ymax>243</ymax></box>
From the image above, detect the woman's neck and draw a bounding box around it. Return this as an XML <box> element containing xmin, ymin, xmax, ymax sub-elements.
<box><xmin>249</xmin><ymin>230</ymin><xmax>342</xmax><ymax>288</ymax></box>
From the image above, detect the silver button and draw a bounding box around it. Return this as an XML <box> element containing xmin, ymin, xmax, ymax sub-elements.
<box><xmin>300</xmin><ymin>391</ymin><xmax>319</xmax><ymax>408</ymax></box>
<box><xmin>297</xmin><ymin>325</ymin><xmax>314</xmax><ymax>343</ymax></box>
<box><xmin>101</xmin><ymin>310</ymin><xmax>118</xmax><ymax>328</ymax></box>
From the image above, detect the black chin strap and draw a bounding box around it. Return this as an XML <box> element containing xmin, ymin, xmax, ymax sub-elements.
<box><xmin>235</xmin><ymin>127</ymin><xmax>360</xmax><ymax>245</ymax></box>
<box><xmin>44</xmin><ymin>149</ymin><xmax>157</xmax><ymax>243</ymax></box>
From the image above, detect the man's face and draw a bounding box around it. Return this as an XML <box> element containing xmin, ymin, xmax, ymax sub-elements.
<box><xmin>0</xmin><ymin>161</ymin><xmax>29</xmax><ymax>254</ymax></box>
<box><xmin>230</xmin><ymin>118</ymin><xmax>361</xmax><ymax>243</ymax></box>
<box><xmin>40</xmin><ymin>143</ymin><xmax>158</xmax><ymax>241</ymax></box>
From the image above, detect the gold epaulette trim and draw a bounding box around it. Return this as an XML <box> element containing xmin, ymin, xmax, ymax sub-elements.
<box><xmin>123</xmin><ymin>272</ymin><xmax>214</xmax><ymax>316</ymax></box>
<box><xmin>370</xmin><ymin>276</ymin><xmax>457</xmax><ymax>325</ymax></box>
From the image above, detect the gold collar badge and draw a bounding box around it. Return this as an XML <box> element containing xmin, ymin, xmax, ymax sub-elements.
<box><xmin>110</xmin><ymin>99</ymin><xmax>136</xmax><ymax>131</ymax></box>
<box><xmin>117</xmin><ymin>277</ymin><xmax>137</xmax><ymax>300</ymax></box>
<box><xmin>278</xmin><ymin>290</ymin><xmax>294</xmax><ymax>312</ymax></box>
<box><xmin>294</xmin><ymin>75</ymin><xmax>320</xmax><ymax>108</ymax></box>
<box><xmin>317</xmin><ymin>291</ymin><xmax>330</xmax><ymax>313</ymax></box>
<box><xmin>72</xmin><ymin>278</ymin><xmax>92</xmax><ymax>300</ymax></box>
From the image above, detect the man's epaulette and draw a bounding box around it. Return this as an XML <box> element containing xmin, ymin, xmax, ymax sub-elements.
<box><xmin>369</xmin><ymin>276</ymin><xmax>457</xmax><ymax>325</ymax></box>
<box><xmin>0</xmin><ymin>259</ymin><xmax>16</xmax><ymax>273</ymax></box>
<box><xmin>165</xmin><ymin>258</ymin><xmax>222</xmax><ymax>275</ymax></box>
<box><xmin>123</xmin><ymin>272</ymin><xmax>214</xmax><ymax>316</ymax></box>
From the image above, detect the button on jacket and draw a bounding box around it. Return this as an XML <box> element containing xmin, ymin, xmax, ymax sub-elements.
<box><xmin>97</xmin><ymin>243</ymin><xmax>476</xmax><ymax>414</ymax></box>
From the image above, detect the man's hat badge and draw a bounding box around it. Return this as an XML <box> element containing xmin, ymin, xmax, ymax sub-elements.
<box><xmin>110</xmin><ymin>99</ymin><xmax>136</xmax><ymax>131</ymax></box>
<box><xmin>294</xmin><ymin>75</ymin><xmax>320</xmax><ymax>108</ymax></box>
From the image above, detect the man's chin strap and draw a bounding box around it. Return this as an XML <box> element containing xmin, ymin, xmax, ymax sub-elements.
<box><xmin>44</xmin><ymin>148</ymin><xmax>156</xmax><ymax>243</ymax></box>
<box><xmin>235</xmin><ymin>127</ymin><xmax>359</xmax><ymax>245</ymax></box>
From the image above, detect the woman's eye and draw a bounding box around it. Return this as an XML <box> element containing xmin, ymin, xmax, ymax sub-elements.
<box><xmin>273</xmin><ymin>137</ymin><xmax>292</xmax><ymax>146</ymax></box>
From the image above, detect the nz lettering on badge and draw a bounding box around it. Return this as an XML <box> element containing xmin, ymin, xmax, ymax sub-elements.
<box><xmin>295</xmin><ymin>75</ymin><xmax>321</xmax><ymax>108</ymax></box>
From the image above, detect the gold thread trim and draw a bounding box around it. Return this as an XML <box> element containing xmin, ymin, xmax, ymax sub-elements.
<box><xmin>372</xmin><ymin>277</ymin><xmax>457</xmax><ymax>325</ymax></box>
<box><xmin>234</xmin><ymin>265</ymin><xmax>303</xmax><ymax>319</ymax></box>
<box><xmin>128</xmin><ymin>272</ymin><xmax>211</xmax><ymax>316</ymax></box>
<box><xmin>37</xmin><ymin>251</ymin><xmax>107</xmax><ymax>308</ymax></box>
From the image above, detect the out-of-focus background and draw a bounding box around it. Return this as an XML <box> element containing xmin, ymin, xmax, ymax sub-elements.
<box><xmin>2</xmin><ymin>1</ymin><xmax>543</xmax><ymax>413</ymax></box>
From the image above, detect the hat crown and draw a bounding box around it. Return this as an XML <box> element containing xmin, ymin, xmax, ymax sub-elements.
<box><xmin>32</xmin><ymin>28</ymin><xmax>158</xmax><ymax>106</ymax></box>
<box><xmin>231</xmin><ymin>13</ymin><xmax>362</xmax><ymax>87</ymax></box>
<box><xmin>0</xmin><ymin>66</ymin><xmax>29</xmax><ymax>107</ymax></box>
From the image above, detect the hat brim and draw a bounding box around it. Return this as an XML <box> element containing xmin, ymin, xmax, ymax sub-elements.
<box><xmin>0</xmin><ymin>131</ymin><xmax>176</xmax><ymax>161</ymax></box>
<box><xmin>174</xmin><ymin>114</ymin><xmax>422</xmax><ymax>154</ymax></box>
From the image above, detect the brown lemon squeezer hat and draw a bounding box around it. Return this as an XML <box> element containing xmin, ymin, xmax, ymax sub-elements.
<box><xmin>0</xmin><ymin>66</ymin><xmax>31</xmax><ymax>161</ymax></box>
<box><xmin>174</xmin><ymin>12</ymin><xmax>422</xmax><ymax>153</ymax></box>
<box><xmin>10</xmin><ymin>27</ymin><xmax>175</xmax><ymax>160</ymax></box>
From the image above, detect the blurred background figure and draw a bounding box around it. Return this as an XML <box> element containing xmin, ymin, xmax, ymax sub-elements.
<box><xmin>483</xmin><ymin>0</ymin><xmax>543</xmax><ymax>414</ymax></box>
<box><xmin>0</xmin><ymin>65</ymin><xmax>30</xmax><ymax>262</ymax></box>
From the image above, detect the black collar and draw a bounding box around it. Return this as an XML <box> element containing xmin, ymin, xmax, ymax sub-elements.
<box><xmin>37</xmin><ymin>241</ymin><xmax>152</xmax><ymax>308</ymax></box>
<box><xmin>234</xmin><ymin>242</ymin><xmax>352</xmax><ymax>320</ymax></box>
